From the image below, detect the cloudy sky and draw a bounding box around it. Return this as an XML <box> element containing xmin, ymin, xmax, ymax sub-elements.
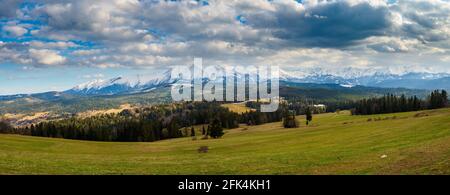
<box><xmin>1</xmin><ymin>0</ymin><xmax>450</xmax><ymax>94</ymax></box>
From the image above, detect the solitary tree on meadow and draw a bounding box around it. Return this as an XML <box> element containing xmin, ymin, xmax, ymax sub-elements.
<box><xmin>305</xmin><ymin>107</ymin><xmax>313</xmax><ymax>125</ymax></box>
<box><xmin>208</xmin><ymin>118</ymin><xmax>224</xmax><ymax>138</ymax></box>
<box><xmin>191</xmin><ymin>127</ymin><xmax>195</xmax><ymax>137</ymax></box>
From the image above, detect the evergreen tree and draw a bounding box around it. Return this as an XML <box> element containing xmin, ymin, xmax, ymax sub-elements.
<box><xmin>167</xmin><ymin>117</ymin><xmax>182</xmax><ymax>138</ymax></box>
<box><xmin>305</xmin><ymin>107</ymin><xmax>313</xmax><ymax>125</ymax></box>
<box><xmin>191</xmin><ymin>126</ymin><xmax>195</xmax><ymax>137</ymax></box>
<box><xmin>0</xmin><ymin>120</ymin><xmax>12</xmax><ymax>133</ymax></box>
<box><xmin>442</xmin><ymin>90</ymin><xmax>448</xmax><ymax>107</ymax></box>
<box><xmin>208</xmin><ymin>118</ymin><xmax>224</xmax><ymax>138</ymax></box>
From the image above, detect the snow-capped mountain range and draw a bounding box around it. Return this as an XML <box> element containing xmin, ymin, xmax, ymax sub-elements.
<box><xmin>62</xmin><ymin>67</ymin><xmax>450</xmax><ymax>96</ymax></box>
<box><xmin>279</xmin><ymin>68</ymin><xmax>450</xmax><ymax>88</ymax></box>
<box><xmin>65</xmin><ymin>70</ymin><xmax>175</xmax><ymax>95</ymax></box>
<box><xmin>280</xmin><ymin>68</ymin><xmax>450</xmax><ymax>89</ymax></box>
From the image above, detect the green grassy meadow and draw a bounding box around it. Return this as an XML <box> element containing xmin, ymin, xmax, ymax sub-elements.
<box><xmin>1</xmin><ymin>108</ymin><xmax>450</xmax><ymax>175</ymax></box>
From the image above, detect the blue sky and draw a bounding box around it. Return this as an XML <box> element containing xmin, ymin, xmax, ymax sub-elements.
<box><xmin>1</xmin><ymin>0</ymin><xmax>450</xmax><ymax>95</ymax></box>
<box><xmin>0</xmin><ymin>63</ymin><xmax>156</xmax><ymax>94</ymax></box>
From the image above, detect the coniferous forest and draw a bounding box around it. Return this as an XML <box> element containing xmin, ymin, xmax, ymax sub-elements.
<box><xmin>352</xmin><ymin>90</ymin><xmax>448</xmax><ymax>115</ymax></box>
<box><xmin>4</xmin><ymin>102</ymin><xmax>284</xmax><ymax>142</ymax></box>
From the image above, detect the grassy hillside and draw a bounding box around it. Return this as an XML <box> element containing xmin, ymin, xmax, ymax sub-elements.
<box><xmin>221</xmin><ymin>103</ymin><xmax>255</xmax><ymax>114</ymax></box>
<box><xmin>1</xmin><ymin>108</ymin><xmax>449</xmax><ymax>175</ymax></box>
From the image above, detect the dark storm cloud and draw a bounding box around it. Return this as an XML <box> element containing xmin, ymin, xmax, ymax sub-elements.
<box><xmin>245</xmin><ymin>1</ymin><xmax>393</xmax><ymax>47</ymax></box>
<box><xmin>392</xmin><ymin>0</ymin><xmax>450</xmax><ymax>44</ymax></box>
<box><xmin>0</xmin><ymin>0</ymin><xmax>21</xmax><ymax>18</ymax></box>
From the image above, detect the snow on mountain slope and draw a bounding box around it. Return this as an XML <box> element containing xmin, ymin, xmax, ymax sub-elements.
<box><xmin>65</xmin><ymin>69</ymin><xmax>174</xmax><ymax>95</ymax></box>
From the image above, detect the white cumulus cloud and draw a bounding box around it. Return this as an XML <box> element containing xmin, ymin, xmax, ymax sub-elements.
<box><xmin>29</xmin><ymin>49</ymin><xmax>67</xmax><ymax>65</ymax></box>
<box><xmin>2</xmin><ymin>25</ymin><xmax>27</xmax><ymax>37</ymax></box>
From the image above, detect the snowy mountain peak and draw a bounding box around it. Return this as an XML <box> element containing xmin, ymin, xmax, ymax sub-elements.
<box><xmin>73</xmin><ymin>77</ymin><xmax>124</xmax><ymax>91</ymax></box>
<box><xmin>66</xmin><ymin>70</ymin><xmax>174</xmax><ymax>96</ymax></box>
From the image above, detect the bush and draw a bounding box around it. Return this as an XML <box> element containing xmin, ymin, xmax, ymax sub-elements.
<box><xmin>198</xmin><ymin>146</ymin><xmax>209</xmax><ymax>153</ymax></box>
<box><xmin>283</xmin><ymin>115</ymin><xmax>298</xmax><ymax>128</ymax></box>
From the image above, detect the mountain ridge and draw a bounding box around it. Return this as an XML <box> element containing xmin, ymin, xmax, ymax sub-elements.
<box><xmin>1</xmin><ymin>68</ymin><xmax>449</xmax><ymax>98</ymax></box>
<box><xmin>64</xmin><ymin>68</ymin><xmax>449</xmax><ymax>96</ymax></box>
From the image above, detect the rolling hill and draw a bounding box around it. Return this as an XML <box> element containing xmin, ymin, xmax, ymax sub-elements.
<box><xmin>1</xmin><ymin>108</ymin><xmax>449</xmax><ymax>174</ymax></box>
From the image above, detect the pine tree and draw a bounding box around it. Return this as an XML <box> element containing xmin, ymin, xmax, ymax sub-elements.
<box><xmin>167</xmin><ymin>117</ymin><xmax>181</xmax><ymax>138</ymax></box>
<box><xmin>191</xmin><ymin>127</ymin><xmax>195</xmax><ymax>137</ymax></box>
<box><xmin>305</xmin><ymin>107</ymin><xmax>313</xmax><ymax>125</ymax></box>
<box><xmin>202</xmin><ymin>125</ymin><xmax>206</xmax><ymax>135</ymax></box>
<box><xmin>208</xmin><ymin>118</ymin><xmax>224</xmax><ymax>138</ymax></box>
<box><xmin>442</xmin><ymin>90</ymin><xmax>448</xmax><ymax>107</ymax></box>
<box><xmin>0</xmin><ymin>120</ymin><xmax>13</xmax><ymax>133</ymax></box>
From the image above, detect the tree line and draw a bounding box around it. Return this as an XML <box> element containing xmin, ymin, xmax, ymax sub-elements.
<box><xmin>2</xmin><ymin>102</ymin><xmax>284</xmax><ymax>142</ymax></box>
<box><xmin>352</xmin><ymin>90</ymin><xmax>448</xmax><ymax>115</ymax></box>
